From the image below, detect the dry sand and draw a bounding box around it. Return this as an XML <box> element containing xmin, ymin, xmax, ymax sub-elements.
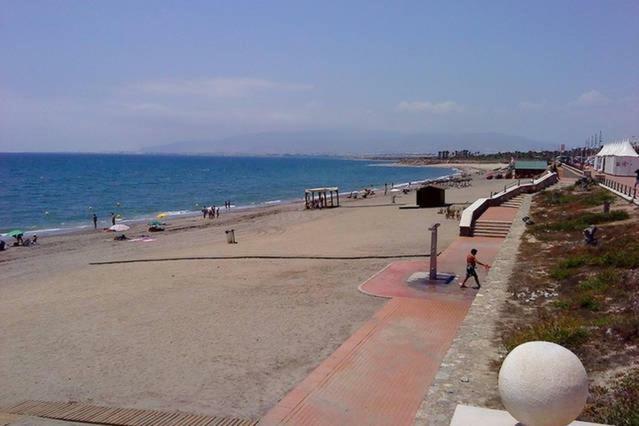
<box><xmin>0</xmin><ymin>175</ymin><xmax>515</xmax><ymax>419</ymax></box>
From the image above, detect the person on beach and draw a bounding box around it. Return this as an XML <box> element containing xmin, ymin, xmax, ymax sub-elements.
<box><xmin>111</xmin><ymin>213</ymin><xmax>116</xmax><ymax>226</ymax></box>
<box><xmin>634</xmin><ymin>169</ymin><xmax>639</xmax><ymax>191</ymax></box>
<box><xmin>384</xmin><ymin>183</ymin><xmax>388</xmax><ymax>195</ymax></box>
<box><xmin>216</xmin><ymin>207</ymin><xmax>220</xmax><ymax>218</ymax></box>
<box><xmin>460</xmin><ymin>248</ymin><xmax>490</xmax><ymax>289</ymax></box>
<box><xmin>202</xmin><ymin>208</ymin><xmax>207</xmax><ymax>219</ymax></box>
<box><xmin>92</xmin><ymin>213</ymin><xmax>98</xmax><ymax>229</ymax></box>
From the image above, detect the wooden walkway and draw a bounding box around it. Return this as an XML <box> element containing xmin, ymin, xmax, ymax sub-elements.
<box><xmin>2</xmin><ymin>401</ymin><xmax>257</xmax><ymax>426</ymax></box>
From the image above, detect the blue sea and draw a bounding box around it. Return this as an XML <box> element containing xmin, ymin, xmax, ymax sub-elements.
<box><xmin>0</xmin><ymin>153</ymin><xmax>456</xmax><ymax>234</ymax></box>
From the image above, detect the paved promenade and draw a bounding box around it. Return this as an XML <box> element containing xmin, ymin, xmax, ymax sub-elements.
<box><xmin>261</xmin><ymin>211</ymin><xmax>519</xmax><ymax>425</ymax></box>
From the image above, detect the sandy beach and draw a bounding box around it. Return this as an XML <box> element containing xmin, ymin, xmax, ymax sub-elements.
<box><xmin>0</xmin><ymin>174</ymin><xmax>515</xmax><ymax>419</ymax></box>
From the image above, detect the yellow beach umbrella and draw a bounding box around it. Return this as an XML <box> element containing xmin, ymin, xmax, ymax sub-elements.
<box><xmin>157</xmin><ymin>212</ymin><xmax>168</xmax><ymax>219</ymax></box>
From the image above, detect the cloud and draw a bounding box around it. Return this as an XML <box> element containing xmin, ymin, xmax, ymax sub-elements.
<box><xmin>124</xmin><ymin>77</ymin><xmax>313</xmax><ymax>99</ymax></box>
<box><xmin>396</xmin><ymin>100</ymin><xmax>463</xmax><ymax>113</ymax></box>
<box><xmin>518</xmin><ymin>100</ymin><xmax>545</xmax><ymax>110</ymax></box>
<box><xmin>573</xmin><ymin>89</ymin><xmax>609</xmax><ymax>107</ymax></box>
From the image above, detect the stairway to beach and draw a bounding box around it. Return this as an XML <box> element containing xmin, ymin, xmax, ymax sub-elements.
<box><xmin>471</xmin><ymin>195</ymin><xmax>526</xmax><ymax>238</ymax></box>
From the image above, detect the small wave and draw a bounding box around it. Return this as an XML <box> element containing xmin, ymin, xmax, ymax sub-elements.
<box><xmin>263</xmin><ymin>200</ymin><xmax>282</xmax><ymax>205</ymax></box>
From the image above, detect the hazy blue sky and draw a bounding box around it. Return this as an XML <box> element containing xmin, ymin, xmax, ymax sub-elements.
<box><xmin>1</xmin><ymin>0</ymin><xmax>638</xmax><ymax>152</ymax></box>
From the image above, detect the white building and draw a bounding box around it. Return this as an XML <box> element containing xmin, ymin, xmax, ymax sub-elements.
<box><xmin>594</xmin><ymin>139</ymin><xmax>639</xmax><ymax>176</ymax></box>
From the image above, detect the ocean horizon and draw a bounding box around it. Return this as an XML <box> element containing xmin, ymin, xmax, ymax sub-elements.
<box><xmin>0</xmin><ymin>153</ymin><xmax>457</xmax><ymax>235</ymax></box>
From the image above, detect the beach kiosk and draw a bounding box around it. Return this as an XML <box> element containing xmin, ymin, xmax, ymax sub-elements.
<box><xmin>416</xmin><ymin>185</ymin><xmax>446</xmax><ymax>208</ymax></box>
<box><xmin>594</xmin><ymin>139</ymin><xmax>639</xmax><ymax>176</ymax></box>
<box><xmin>513</xmin><ymin>160</ymin><xmax>548</xmax><ymax>178</ymax></box>
<box><xmin>305</xmin><ymin>187</ymin><xmax>339</xmax><ymax>209</ymax></box>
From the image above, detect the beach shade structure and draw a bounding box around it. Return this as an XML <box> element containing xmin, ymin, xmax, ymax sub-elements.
<box><xmin>156</xmin><ymin>213</ymin><xmax>168</xmax><ymax>219</ymax></box>
<box><xmin>109</xmin><ymin>224</ymin><xmax>130</xmax><ymax>232</ymax></box>
<box><xmin>390</xmin><ymin>188</ymin><xmax>401</xmax><ymax>193</ymax></box>
<box><xmin>6</xmin><ymin>229</ymin><xmax>24</xmax><ymax>238</ymax></box>
<box><xmin>416</xmin><ymin>185</ymin><xmax>446</xmax><ymax>208</ymax></box>
<box><xmin>147</xmin><ymin>220</ymin><xmax>166</xmax><ymax>227</ymax></box>
<box><xmin>305</xmin><ymin>187</ymin><xmax>339</xmax><ymax>209</ymax></box>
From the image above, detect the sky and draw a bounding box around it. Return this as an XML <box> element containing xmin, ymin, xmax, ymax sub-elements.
<box><xmin>1</xmin><ymin>0</ymin><xmax>638</xmax><ymax>152</ymax></box>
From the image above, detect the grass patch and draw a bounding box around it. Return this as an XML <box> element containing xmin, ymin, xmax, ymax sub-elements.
<box><xmin>583</xmin><ymin>368</ymin><xmax>639</xmax><ymax>425</ymax></box>
<box><xmin>538</xmin><ymin>187</ymin><xmax>615</xmax><ymax>208</ymax></box>
<box><xmin>559</xmin><ymin>254</ymin><xmax>590</xmax><ymax>269</ymax></box>
<box><xmin>551</xmin><ymin>300</ymin><xmax>571</xmax><ymax>310</ymax></box>
<box><xmin>578</xmin><ymin>270</ymin><xmax>618</xmax><ymax>292</ymax></box>
<box><xmin>504</xmin><ymin>315</ymin><xmax>590</xmax><ymax>353</ymax></box>
<box><xmin>577</xmin><ymin>293</ymin><xmax>600</xmax><ymax>311</ymax></box>
<box><xmin>549</xmin><ymin>265</ymin><xmax>571</xmax><ymax>280</ymax></box>
<box><xmin>532</xmin><ymin>210</ymin><xmax>629</xmax><ymax>233</ymax></box>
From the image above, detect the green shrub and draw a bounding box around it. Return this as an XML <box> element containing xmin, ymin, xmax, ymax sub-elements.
<box><xmin>579</xmin><ymin>270</ymin><xmax>617</xmax><ymax>292</ymax></box>
<box><xmin>559</xmin><ymin>255</ymin><xmax>590</xmax><ymax>269</ymax></box>
<box><xmin>577</xmin><ymin>293</ymin><xmax>600</xmax><ymax>311</ymax></box>
<box><xmin>552</xmin><ymin>300</ymin><xmax>570</xmax><ymax>310</ymax></box>
<box><xmin>504</xmin><ymin>315</ymin><xmax>589</xmax><ymax>352</ymax></box>
<box><xmin>549</xmin><ymin>265</ymin><xmax>571</xmax><ymax>280</ymax></box>
<box><xmin>582</xmin><ymin>368</ymin><xmax>639</xmax><ymax>425</ymax></box>
<box><xmin>581</xmin><ymin>190</ymin><xmax>616</xmax><ymax>207</ymax></box>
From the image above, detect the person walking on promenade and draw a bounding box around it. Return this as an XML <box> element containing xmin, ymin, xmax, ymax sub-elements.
<box><xmin>111</xmin><ymin>213</ymin><xmax>116</xmax><ymax>226</ymax></box>
<box><xmin>633</xmin><ymin>169</ymin><xmax>639</xmax><ymax>197</ymax></box>
<box><xmin>460</xmin><ymin>248</ymin><xmax>490</xmax><ymax>289</ymax></box>
<box><xmin>92</xmin><ymin>213</ymin><xmax>98</xmax><ymax>229</ymax></box>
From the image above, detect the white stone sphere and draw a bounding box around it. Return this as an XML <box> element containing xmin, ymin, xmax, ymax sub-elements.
<box><xmin>498</xmin><ymin>341</ymin><xmax>588</xmax><ymax>426</ymax></box>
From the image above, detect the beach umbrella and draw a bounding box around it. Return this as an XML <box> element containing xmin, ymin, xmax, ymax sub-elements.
<box><xmin>390</xmin><ymin>188</ymin><xmax>401</xmax><ymax>193</ymax></box>
<box><xmin>157</xmin><ymin>212</ymin><xmax>168</xmax><ymax>219</ymax></box>
<box><xmin>109</xmin><ymin>224</ymin><xmax>130</xmax><ymax>232</ymax></box>
<box><xmin>148</xmin><ymin>220</ymin><xmax>165</xmax><ymax>226</ymax></box>
<box><xmin>6</xmin><ymin>229</ymin><xmax>24</xmax><ymax>238</ymax></box>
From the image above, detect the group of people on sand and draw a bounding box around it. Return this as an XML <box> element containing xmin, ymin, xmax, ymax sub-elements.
<box><xmin>203</xmin><ymin>206</ymin><xmax>221</xmax><ymax>219</ymax></box>
<box><xmin>202</xmin><ymin>201</ymin><xmax>231</xmax><ymax>219</ymax></box>
<box><xmin>0</xmin><ymin>234</ymin><xmax>38</xmax><ymax>251</ymax></box>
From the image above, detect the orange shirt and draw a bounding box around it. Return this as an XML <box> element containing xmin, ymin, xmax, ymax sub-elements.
<box><xmin>466</xmin><ymin>254</ymin><xmax>476</xmax><ymax>267</ymax></box>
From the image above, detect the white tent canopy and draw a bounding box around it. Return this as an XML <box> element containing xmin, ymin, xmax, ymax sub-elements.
<box><xmin>595</xmin><ymin>139</ymin><xmax>638</xmax><ymax>157</ymax></box>
<box><xmin>594</xmin><ymin>139</ymin><xmax>639</xmax><ymax>176</ymax></box>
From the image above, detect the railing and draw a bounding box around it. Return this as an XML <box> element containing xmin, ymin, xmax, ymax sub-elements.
<box><xmin>459</xmin><ymin>171</ymin><xmax>559</xmax><ymax>236</ymax></box>
<box><xmin>599</xmin><ymin>177</ymin><xmax>638</xmax><ymax>204</ymax></box>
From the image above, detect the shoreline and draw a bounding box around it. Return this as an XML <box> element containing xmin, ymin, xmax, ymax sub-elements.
<box><xmin>2</xmin><ymin>167</ymin><xmax>461</xmax><ymax>239</ymax></box>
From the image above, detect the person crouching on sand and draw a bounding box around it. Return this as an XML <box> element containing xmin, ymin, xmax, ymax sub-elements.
<box><xmin>460</xmin><ymin>248</ymin><xmax>490</xmax><ymax>289</ymax></box>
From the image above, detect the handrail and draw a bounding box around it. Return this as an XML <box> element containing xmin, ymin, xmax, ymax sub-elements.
<box><xmin>459</xmin><ymin>171</ymin><xmax>558</xmax><ymax>236</ymax></box>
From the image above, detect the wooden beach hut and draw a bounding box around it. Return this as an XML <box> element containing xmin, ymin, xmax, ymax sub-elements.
<box><xmin>416</xmin><ymin>185</ymin><xmax>446</xmax><ymax>208</ymax></box>
<box><xmin>305</xmin><ymin>187</ymin><xmax>339</xmax><ymax>209</ymax></box>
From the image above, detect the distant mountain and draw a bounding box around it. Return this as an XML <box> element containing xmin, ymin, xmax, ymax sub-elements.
<box><xmin>141</xmin><ymin>130</ymin><xmax>556</xmax><ymax>155</ymax></box>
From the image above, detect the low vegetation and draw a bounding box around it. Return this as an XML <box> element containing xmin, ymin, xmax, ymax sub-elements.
<box><xmin>499</xmin><ymin>183</ymin><xmax>639</xmax><ymax>423</ymax></box>
<box><xmin>583</xmin><ymin>368</ymin><xmax>639</xmax><ymax>426</ymax></box>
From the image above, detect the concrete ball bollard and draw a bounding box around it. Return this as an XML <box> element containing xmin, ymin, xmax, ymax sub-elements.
<box><xmin>498</xmin><ymin>341</ymin><xmax>589</xmax><ymax>426</ymax></box>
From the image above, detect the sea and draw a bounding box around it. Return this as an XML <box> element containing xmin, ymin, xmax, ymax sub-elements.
<box><xmin>0</xmin><ymin>153</ymin><xmax>457</xmax><ymax>235</ymax></box>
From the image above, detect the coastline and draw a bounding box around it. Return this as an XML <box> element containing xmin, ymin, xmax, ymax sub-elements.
<box><xmin>2</xmin><ymin>166</ymin><xmax>460</xmax><ymax>239</ymax></box>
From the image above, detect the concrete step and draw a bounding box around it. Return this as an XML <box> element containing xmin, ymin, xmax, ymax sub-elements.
<box><xmin>474</xmin><ymin>222</ymin><xmax>512</xmax><ymax>228</ymax></box>
<box><xmin>475</xmin><ymin>220</ymin><xmax>512</xmax><ymax>225</ymax></box>
<box><xmin>472</xmin><ymin>231</ymin><xmax>509</xmax><ymax>238</ymax></box>
<box><xmin>473</xmin><ymin>225</ymin><xmax>510</xmax><ymax>232</ymax></box>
